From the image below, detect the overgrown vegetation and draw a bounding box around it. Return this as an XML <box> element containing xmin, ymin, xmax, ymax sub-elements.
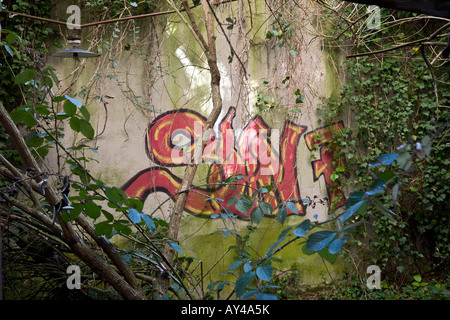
<box><xmin>316</xmin><ymin>4</ymin><xmax>450</xmax><ymax>296</ymax></box>
<box><xmin>0</xmin><ymin>0</ymin><xmax>449</xmax><ymax>300</ymax></box>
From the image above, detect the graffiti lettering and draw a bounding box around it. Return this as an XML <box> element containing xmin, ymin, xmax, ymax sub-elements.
<box><xmin>123</xmin><ymin>107</ymin><xmax>307</xmax><ymax>217</ymax></box>
<box><xmin>123</xmin><ymin>108</ymin><xmax>345</xmax><ymax>218</ymax></box>
<box><xmin>304</xmin><ymin>122</ymin><xmax>345</xmax><ymax>210</ymax></box>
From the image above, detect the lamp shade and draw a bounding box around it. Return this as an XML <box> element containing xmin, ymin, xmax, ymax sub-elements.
<box><xmin>51</xmin><ymin>49</ymin><xmax>100</xmax><ymax>58</ymax></box>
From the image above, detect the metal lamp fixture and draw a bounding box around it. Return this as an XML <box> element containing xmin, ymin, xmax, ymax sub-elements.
<box><xmin>51</xmin><ymin>34</ymin><xmax>100</xmax><ymax>58</ymax></box>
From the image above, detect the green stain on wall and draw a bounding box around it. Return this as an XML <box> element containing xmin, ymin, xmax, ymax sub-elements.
<box><xmin>179</xmin><ymin>213</ymin><xmax>345</xmax><ymax>297</ymax></box>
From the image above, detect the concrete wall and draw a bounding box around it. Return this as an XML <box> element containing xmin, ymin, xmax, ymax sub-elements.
<box><xmin>47</xmin><ymin>0</ymin><xmax>346</xmax><ymax>290</ymax></box>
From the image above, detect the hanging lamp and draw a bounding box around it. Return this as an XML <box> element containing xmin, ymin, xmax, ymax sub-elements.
<box><xmin>51</xmin><ymin>33</ymin><xmax>100</xmax><ymax>58</ymax></box>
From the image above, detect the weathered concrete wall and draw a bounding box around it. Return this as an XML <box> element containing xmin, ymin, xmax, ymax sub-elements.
<box><xmin>47</xmin><ymin>0</ymin><xmax>346</xmax><ymax>290</ymax></box>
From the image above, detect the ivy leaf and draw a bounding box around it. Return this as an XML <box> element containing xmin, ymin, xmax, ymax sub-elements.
<box><xmin>255</xmin><ymin>292</ymin><xmax>278</xmax><ymax>300</ymax></box>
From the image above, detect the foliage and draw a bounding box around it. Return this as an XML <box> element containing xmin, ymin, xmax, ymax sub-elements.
<box><xmin>318</xmin><ymin>6</ymin><xmax>450</xmax><ymax>279</ymax></box>
<box><xmin>1</xmin><ymin>0</ymin><xmax>449</xmax><ymax>301</ymax></box>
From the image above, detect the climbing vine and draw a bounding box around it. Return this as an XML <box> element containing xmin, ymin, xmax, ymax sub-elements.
<box><xmin>318</xmin><ymin>4</ymin><xmax>450</xmax><ymax>280</ymax></box>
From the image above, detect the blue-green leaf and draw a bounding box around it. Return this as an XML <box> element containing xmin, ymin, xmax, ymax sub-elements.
<box><xmin>251</xmin><ymin>206</ymin><xmax>264</xmax><ymax>224</ymax></box>
<box><xmin>141</xmin><ymin>214</ymin><xmax>156</xmax><ymax>232</ymax></box>
<box><xmin>256</xmin><ymin>265</ymin><xmax>273</xmax><ymax>282</ymax></box>
<box><xmin>235</xmin><ymin>271</ymin><xmax>255</xmax><ymax>298</ymax></box>
<box><xmin>256</xmin><ymin>292</ymin><xmax>278</xmax><ymax>300</ymax></box>
<box><xmin>369</xmin><ymin>153</ymin><xmax>398</xmax><ymax>167</ymax></box>
<box><xmin>128</xmin><ymin>208</ymin><xmax>141</xmax><ymax>224</ymax></box>
<box><xmin>228</xmin><ymin>260</ymin><xmax>243</xmax><ymax>270</ymax></box>
<box><xmin>328</xmin><ymin>235</ymin><xmax>348</xmax><ymax>254</ymax></box>
<box><xmin>168</xmin><ymin>242</ymin><xmax>183</xmax><ymax>255</ymax></box>
<box><xmin>286</xmin><ymin>201</ymin><xmax>298</xmax><ymax>214</ymax></box>
<box><xmin>64</xmin><ymin>95</ymin><xmax>83</xmax><ymax>108</ymax></box>
<box><xmin>366</xmin><ymin>179</ymin><xmax>386</xmax><ymax>196</ymax></box>
<box><xmin>341</xmin><ymin>200</ymin><xmax>366</xmax><ymax>223</ymax></box>
<box><xmin>305</xmin><ymin>231</ymin><xmax>336</xmax><ymax>252</ymax></box>
<box><xmin>293</xmin><ymin>219</ymin><xmax>311</xmax><ymax>237</ymax></box>
<box><xmin>276</xmin><ymin>205</ymin><xmax>287</xmax><ymax>224</ymax></box>
<box><xmin>236</xmin><ymin>198</ymin><xmax>251</xmax><ymax>215</ymax></box>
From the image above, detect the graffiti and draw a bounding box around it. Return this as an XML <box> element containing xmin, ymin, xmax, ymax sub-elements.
<box><xmin>122</xmin><ymin>107</ymin><xmax>344</xmax><ymax>218</ymax></box>
<box><xmin>304</xmin><ymin>122</ymin><xmax>345</xmax><ymax>210</ymax></box>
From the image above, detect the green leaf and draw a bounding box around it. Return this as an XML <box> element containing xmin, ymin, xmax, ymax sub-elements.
<box><xmin>69</xmin><ymin>117</ymin><xmax>81</xmax><ymax>132</ymax></box>
<box><xmin>128</xmin><ymin>208</ymin><xmax>141</xmax><ymax>224</ymax></box>
<box><xmin>168</xmin><ymin>242</ymin><xmax>183</xmax><ymax>255</ymax></box>
<box><xmin>62</xmin><ymin>203</ymin><xmax>83</xmax><ymax>222</ymax></box>
<box><xmin>251</xmin><ymin>206</ymin><xmax>264</xmax><ymax>224</ymax></box>
<box><xmin>276</xmin><ymin>205</ymin><xmax>287</xmax><ymax>224</ymax></box>
<box><xmin>305</xmin><ymin>231</ymin><xmax>336</xmax><ymax>252</ymax></box>
<box><xmin>392</xmin><ymin>183</ymin><xmax>400</xmax><ymax>201</ymax></box>
<box><xmin>80</xmin><ymin>105</ymin><xmax>91</xmax><ymax>121</ymax></box>
<box><xmin>95</xmin><ymin>220</ymin><xmax>113</xmax><ymax>236</ymax></box>
<box><xmin>236</xmin><ymin>198</ymin><xmax>251</xmax><ymax>215</ymax></box>
<box><xmin>256</xmin><ymin>265</ymin><xmax>273</xmax><ymax>282</ymax></box>
<box><xmin>396</xmin><ymin>151</ymin><xmax>412</xmax><ymax>170</ymax></box>
<box><xmin>14</xmin><ymin>69</ymin><xmax>35</xmax><ymax>84</ymax></box>
<box><xmin>64</xmin><ymin>95</ymin><xmax>83</xmax><ymax>108</ymax></box>
<box><xmin>318</xmin><ymin>247</ymin><xmax>337</xmax><ymax>264</ymax></box>
<box><xmin>25</xmin><ymin>134</ymin><xmax>44</xmax><ymax>148</ymax></box>
<box><xmin>79</xmin><ymin>119</ymin><xmax>95</xmax><ymax>139</ymax></box>
<box><xmin>235</xmin><ymin>271</ymin><xmax>255</xmax><ymax>298</ymax></box>
<box><xmin>63</xmin><ymin>100</ymin><xmax>77</xmax><ymax>117</ymax></box>
<box><xmin>84</xmin><ymin>201</ymin><xmax>101</xmax><ymax>219</ymax></box>
<box><xmin>293</xmin><ymin>219</ymin><xmax>311</xmax><ymax>237</ymax></box>
<box><xmin>259</xmin><ymin>201</ymin><xmax>273</xmax><ymax>214</ymax></box>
